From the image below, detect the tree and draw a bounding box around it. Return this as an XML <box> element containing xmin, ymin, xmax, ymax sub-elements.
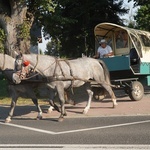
<box><xmin>130</xmin><ymin>0</ymin><xmax>150</xmax><ymax>32</ymax></box>
<box><xmin>0</xmin><ymin>27</ymin><xmax>5</xmax><ymax>53</ymax></box>
<box><xmin>45</xmin><ymin>38</ymin><xmax>61</xmax><ymax>57</ymax></box>
<box><xmin>0</xmin><ymin>0</ymin><xmax>55</xmax><ymax>56</ymax></box>
<box><xmin>135</xmin><ymin>5</ymin><xmax>150</xmax><ymax>31</ymax></box>
<box><xmin>0</xmin><ymin>0</ymin><xmax>129</xmax><ymax>57</ymax></box>
<box><xmin>130</xmin><ymin>0</ymin><xmax>149</xmax><ymax>6</ymax></box>
<box><xmin>128</xmin><ymin>0</ymin><xmax>150</xmax><ymax>31</ymax></box>
<box><xmin>42</xmin><ymin>0</ymin><xmax>128</xmax><ymax>58</ymax></box>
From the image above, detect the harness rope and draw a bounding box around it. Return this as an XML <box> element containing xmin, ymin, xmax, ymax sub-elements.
<box><xmin>15</xmin><ymin>55</ymin><xmax>116</xmax><ymax>88</ymax></box>
<box><xmin>33</xmin><ymin>55</ymin><xmax>39</xmax><ymax>72</ymax></box>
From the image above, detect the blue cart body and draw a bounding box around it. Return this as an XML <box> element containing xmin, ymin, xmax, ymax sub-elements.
<box><xmin>94</xmin><ymin>23</ymin><xmax>150</xmax><ymax>86</ymax></box>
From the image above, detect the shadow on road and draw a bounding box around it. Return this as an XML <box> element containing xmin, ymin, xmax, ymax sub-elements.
<box><xmin>0</xmin><ymin>85</ymin><xmax>150</xmax><ymax>121</ymax></box>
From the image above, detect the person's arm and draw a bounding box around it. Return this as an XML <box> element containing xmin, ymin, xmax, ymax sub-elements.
<box><xmin>103</xmin><ymin>45</ymin><xmax>114</xmax><ymax>57</ymax></box>
<box><xmin>103</xmin><ymin>51</ymin><xmax>114</xmax><ymax>57</ymax></box>
<box><xmin>93</xmin><ymin>52</ymin><xmax>100</xmax><ymax>58</ymax></box>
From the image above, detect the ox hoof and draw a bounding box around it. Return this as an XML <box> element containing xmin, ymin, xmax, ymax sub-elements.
<box><xmin>36</xmin><ymin>116</ymin><xmax>43</xmax><ymax>120</ymax></box>
<box><xmin>47</xmin><ymin>106</ymin><xmax>54</xmax><ymax>113</ymax></box>
<box><xmin>47</xmin><ymin>109</ymin><xmax>53</xmax><ymax>114</ymax></box>
<box><xmin>72</xmin><ymin>101</ymin><xmax>76</xmax><ymax>106</ymax></box>
<box><xmin>113</xmin><ymin>103</ymin><xmax>118</xmax><ymax>108</ymax></box>
<box><xmin>58</xmin><ymin>117</ymin><xmax>64</xmax><ymax>122</ymax></box>
<box><xmin>64</xmin><ymin>112</ymin><xmax>67</xmax><ymax>116</ymax></box>
<box><xmin>83</xmin><ymin>109</ymin><xmax>88</xmax><ymax>115</ymax></box>
<box><xmin>5</xmin><ymin>118</ymin><xmax>11</xmax><ymax>123</ymax></box>
<box><xmin>68</xmin><ymin>100</ymin><xmax>76</xmax><ymax>105</ymax></box>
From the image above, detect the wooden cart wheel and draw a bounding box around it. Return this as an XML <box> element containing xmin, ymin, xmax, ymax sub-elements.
<box><xmin>128</xmin><ymin>81</ymin><xmax>144</xmax><ymax>101</ymax></box>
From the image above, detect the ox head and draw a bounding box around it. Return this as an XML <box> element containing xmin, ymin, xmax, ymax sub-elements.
<box><xmin>12</xmin><ymin>73</ymin><xmax>22</xmax><ymax>84</ymax></box>
<box><xmin>15</xmin><ymin>54</ymin><xmax>23</xmax><ymax>71</ymax></box>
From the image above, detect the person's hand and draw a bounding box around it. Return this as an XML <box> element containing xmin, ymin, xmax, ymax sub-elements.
<box><xmin>103</xmin><ymin>54</ymin><xmax>108</xmax><ymax>57</ymax></box>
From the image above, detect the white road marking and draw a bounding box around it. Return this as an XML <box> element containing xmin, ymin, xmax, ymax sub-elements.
<box><xmin>0</xmin><ymin>144</ymin><xmax>150</xmax><ymax>149</ymax></box>
<box><xmin>0</xmin><ymin>120</ymin><xmax>55</xmax><ymax>135</ymax></box>
<box><xmin>0</xmin><ymin>119</ymin><xmax>150</xmax><ymax>135</ymax></box>
<box><xmin>55</xmin><ymin>119</ymin><xmax>150</xmax><ymax>134</ymax></box>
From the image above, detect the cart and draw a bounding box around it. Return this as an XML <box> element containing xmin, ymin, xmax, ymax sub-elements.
<box><xmin>93</xmin><ymin>22</ymin><xmax>150</xmax><ymax>101</ymax></box>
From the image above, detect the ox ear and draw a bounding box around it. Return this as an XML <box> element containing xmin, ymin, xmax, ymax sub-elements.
<box><xmin>13</xmin><ymin>51</ymin><xmax>23</xmax><ymax>59</ymax></box>
<box><xmin>12</xmin><ymin>73</ymin><xmax>21</xmax><ymax>84</ymax></box>
<box><xmin>16</xmin><ymin>52</ymin><xmax>23</xmax><ymax>59</ymax></box>
<box><xmin>12</xmin><ymin>51</ymin><xmax>19</xmax><ymax>58</ymax></box>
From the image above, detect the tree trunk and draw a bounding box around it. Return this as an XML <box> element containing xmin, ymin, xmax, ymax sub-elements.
<box><xmin>0</xmin><ymin>0</ymin><xmax>33</xmax><ymax>56</ymax></box>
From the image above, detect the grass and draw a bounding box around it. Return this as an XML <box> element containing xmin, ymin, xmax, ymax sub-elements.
<box><xmin>0</xmin><ymin>75</ymin><xmax>49</xmax><ymax>105</ymax></box>
<box><xmin>0</xmin><ymin>78</ymin><xmax>9</xmax><ymax>99</ymax></box>
<box><xmin>0</xmin><ymin>74</ymin><xmax>87</xmax><ymax>106</ymax></box>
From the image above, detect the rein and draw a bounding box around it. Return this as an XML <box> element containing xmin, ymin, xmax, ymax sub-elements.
<box><xmin>33</xmin><ymin>55</ymin><xmax>39</xmax><ymax>72</ymax></box>
<box><xmin>49</xmin><ymin>75</ymin><xmax>116</xmax><ymax>88</ymax></box>
<box><xmin>32</xmin><ymin>55</ymin><xmax>56</xmax><ymax>76</ymax></box>
<box><xmin>14</xmin><ymin>55</ymin><xmax>115</xmax><ymax>88</ymax></box>
<box><xmin>14</xmin><ymin>55</ymin><xmax>57</xmax><ymax>82</ymax></box>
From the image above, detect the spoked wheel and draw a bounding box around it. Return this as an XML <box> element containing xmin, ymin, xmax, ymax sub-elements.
<box><xmin>128</xmin><ymin>81</ymin><xmax>144</xmax><ymax>101</ymax></box>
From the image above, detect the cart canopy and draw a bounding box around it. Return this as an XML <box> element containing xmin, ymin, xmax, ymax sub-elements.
<box><xmin>94</xmin><ymin>22</ymin><xmax>150</xmax><ymax>62</ymax></box>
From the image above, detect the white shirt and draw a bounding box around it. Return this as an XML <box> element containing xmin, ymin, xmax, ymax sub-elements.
<box><xmin>97</xmin><ymin>45</ymin><xmax>112</xmax><ymax>58</ymax></box>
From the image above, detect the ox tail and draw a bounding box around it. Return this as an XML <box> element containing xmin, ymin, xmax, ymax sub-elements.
<box><xmin>98</xmin><ymin>59</ymin><xmax>111</xmax><ymax>85</ymax></box>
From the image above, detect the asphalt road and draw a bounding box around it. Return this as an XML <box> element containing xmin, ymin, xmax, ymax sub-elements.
<box><xmin>0</xmin><ymin>87</ymin><xmax>150</xmax><ymax>149</ymax></box>
<box><xmin>0</xmin><ymin>115</ymin><xmax>150</xmax><ymax>145</ymax></box>
<box><xmin>0</xmin><ymin>115</ymin><xmax>150</xmax><ymax>150</ymax></box>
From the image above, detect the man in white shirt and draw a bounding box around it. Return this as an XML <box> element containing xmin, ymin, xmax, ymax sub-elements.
<box><xmin>93</xmin><ymin>39</ymin><xmax>114</xmax><ymax>58</ymax></box>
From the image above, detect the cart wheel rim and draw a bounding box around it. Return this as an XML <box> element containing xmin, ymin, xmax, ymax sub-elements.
<box><xmin>133</xmin><ymin>85</ymin><xmax>142</xmax><ymax>96</ymax></box>
<box><xmin>129</xmin><ymin>81</ymin><xmax>144</xmax><ymax>101</ymax></box>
